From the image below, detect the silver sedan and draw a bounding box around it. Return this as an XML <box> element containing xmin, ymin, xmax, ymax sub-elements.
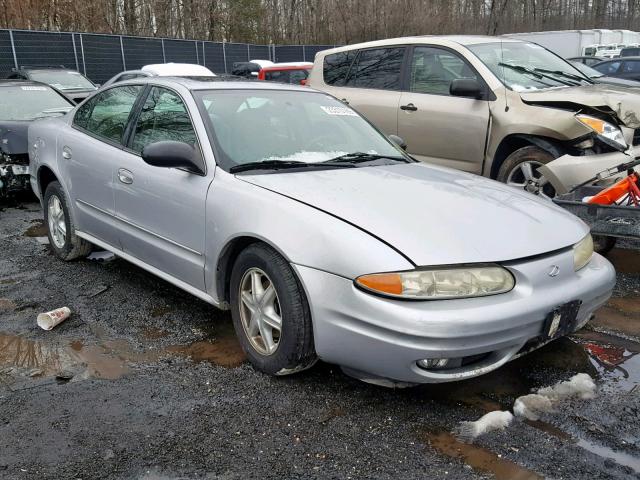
<box><xmin>28</xmin><ymin>78</ymin><xmax>616</xmax><ymax>386</ymax></box>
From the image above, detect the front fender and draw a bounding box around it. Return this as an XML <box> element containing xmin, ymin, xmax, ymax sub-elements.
<box><xmin>204</xmin><ymin>170</ymin><xmax>414</xmax><ymax>303</ymax></box>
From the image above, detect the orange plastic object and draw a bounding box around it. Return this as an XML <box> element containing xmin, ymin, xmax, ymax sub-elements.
<box><xmin>588</xmin><ymin>173</ymin><xmax>639</xmax><ymax>205</ymax></box>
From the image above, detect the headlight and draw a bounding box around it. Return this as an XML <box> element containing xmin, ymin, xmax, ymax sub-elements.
<box><xmin>573</xmin><ymin>234</ymin><xmax>594</xmax><ymax>271</ymax></box>
<box><xmin>576</xmin><ymin>114</ymin><xmax>627</xmax><ymax>151</ymax></box>
<box><xmin>355</xmin><ymin>265</ymin><xmax>515</xmax><ymax>300</ymax></box>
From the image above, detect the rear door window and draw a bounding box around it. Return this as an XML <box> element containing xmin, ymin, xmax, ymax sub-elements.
<box><xmin>344</xmin><ymin>47</ymin><xmax>405</xmax><ymax>90</ymax></box>
<box><xmin>323</xmin><ymin>51</ymin><xmax>356</xmax><ymax>86</ymax></box>
<box><xmin>409</xmin><ymin>46</ymin><xmax>479</xmax><ymax>96</ymax></box>
<box><xmin>130</xmin><ymin>86</ymin><xmax>197</xmax><ymax>153</ymax></box>
<box><xmin>73</xmin><ymin>85</ymin><xmax>142</xmax><ymax>144</ymax></box>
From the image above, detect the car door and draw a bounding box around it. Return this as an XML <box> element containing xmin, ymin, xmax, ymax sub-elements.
<box><xmin>619</xmin><ymin>60</ymin><xmax>640</xmax><ymax>81</ymax></box>
<box><xmin>397</xmin><ymin>46</ymin><xmax>490</xmax><ymax>174</ymax></box>
<box><xmin>60</xmin><ymin>85</ymin><xmax>144</xmax><ymax>247</ymax></box>
<box><xmin>113</xmin><ymin>85</ymin><xmax>212</xmax><ymax>290</ymax></box>
<box><xmin>331</xmin><ymin>47</ymin><xmax>406</xmax><ymax>136</ymax></box>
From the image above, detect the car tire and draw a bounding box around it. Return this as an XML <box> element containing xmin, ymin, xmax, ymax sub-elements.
<box><xmin>497</xmin><ymin>146</ymin><xmax>557</xmax><ymax>198</ymax></box>
<box><xmin>43</xmin><ymin>181</ymin><xmax>92</xmax><ymax>261</ymax></box>
<box><xmin>229</xmin><ymin>243</ymin><xmax>317</xmax><ymax>376</ymax></box>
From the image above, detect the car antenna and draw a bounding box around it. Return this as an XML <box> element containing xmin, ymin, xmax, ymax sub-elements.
<box><xmin>501</xmin><ymin>40</ymin><xmax>509</xmax><ymax>112</ymax></box>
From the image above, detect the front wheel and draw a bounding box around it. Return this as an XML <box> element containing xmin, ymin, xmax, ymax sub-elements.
<box><xmin>229</xmin><ymin>243</ymin><xmax>317</xmax><ymax>376</ymax></box>
<box><xmin>497</xmin><ymin>146</ymin><xmax>557</xmax><ymax>199</ymax></box>
<box><xmin>43</xmin><ymin>181</ymin><xmax>92</xmax><ymax>261</ymax></box>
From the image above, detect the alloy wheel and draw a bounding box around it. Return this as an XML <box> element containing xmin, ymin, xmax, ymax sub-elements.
<box><xmin>238</xmin><ymin>267</ymin><xmax>282</xmax><ymax>356</ymax></box>
<box><xmin>47</xmin><ymin>194</ymin><xmax>67</xmax><ymax>249</ymax></box>
<box><xmin>506</xmin><ymin>160</ymin><xmax>556</xmax><ymax>199</ymax></box>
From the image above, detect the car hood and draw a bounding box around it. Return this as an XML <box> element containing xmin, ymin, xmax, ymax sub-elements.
<box><xmin>239</xmin><ymin>163</ymin><xmax>587</xmax><ymax>266</ymax></box>
<box><xmin>596</xmin><ymin>76</ymin><xmax>640</xmax><ymax>87</ymax></box>
<box><xmin>519</xmin><ymin>84</ymin><xmax>640</xmax><ymax>128</ymax></box>
<box><xmin>0</xmin><ymin>121</ymin><xmax>29</xmax><ymax>156</ymax></box>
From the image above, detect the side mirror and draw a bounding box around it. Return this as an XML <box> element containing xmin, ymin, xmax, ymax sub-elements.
<box><xmin>299</xmin><ymin>78</ymin><xmax>307</xmax><ymax>86</ymax></box>
<box><xmin>142</xmin><ymin>141</ymin><xmax>205</xmax><ymax>174</ymax></box>
<box><xmin>388</xmin><ymin>134</ymin><xmax>407</xmax><ymax>150</ymax></box>
<box><xmin>450</xmin><ymin>78</ymin><xmax>483</xmax><ymax>99</ymax></box>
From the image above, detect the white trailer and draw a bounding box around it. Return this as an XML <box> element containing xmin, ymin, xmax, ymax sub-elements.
<box><xmin>503</xmin><ymin>29</ymin><xmax>640</xmax><ymax>58</ymax></box>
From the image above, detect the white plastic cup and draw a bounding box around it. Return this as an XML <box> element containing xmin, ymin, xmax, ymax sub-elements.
<box><xmin>37</xmin><ymin>307</ymin><xmax>71</xmax><ymax>330</ymax></box>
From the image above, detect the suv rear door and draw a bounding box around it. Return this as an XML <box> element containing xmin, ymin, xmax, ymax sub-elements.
<box><xmin>397</xmin><ymin>46</ymin><xmax>490</xmax><ymax>173</ymax></box>
<box><xmin>324</xmin><ymin>47</ymin><xmax>406</xmax><ymax>136</ymax></box>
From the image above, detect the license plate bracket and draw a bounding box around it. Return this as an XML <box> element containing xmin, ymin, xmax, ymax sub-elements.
<box><xmin>543</xmin><ymin>300</ymin><xmax>582</xmax><ymax>340</ymax></box>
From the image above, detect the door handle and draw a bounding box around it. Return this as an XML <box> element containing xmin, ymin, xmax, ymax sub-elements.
<box><xmin>341</xmin><ymin>98</ymin><xmax>349</xmax><ymax>104</ymax></box>
<box><xmin>118</xmin><ymin>168</ymin><xmax>134</xmax><ymax>185</ymax></box>
<box><xmin>62</xmin><ymin>146</ymin><xmax>72</xmax><ymax>160</ymax></box>
<box><xmin>400</xmin><ymin>103</ymin><xmax>418</xmax><ymax>112</ymax></box>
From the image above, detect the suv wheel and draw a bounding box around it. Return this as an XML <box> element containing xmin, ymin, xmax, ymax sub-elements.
<box><xmin>497</xmin><ymin>146</ymin><xmax>556</xmax><ymax>199</ymax></box>
<box><xmin>229</xmin><ymin>243</ymin><xmax>317</xmax><ymax>376</ymax></box>
<box><xmin>43</xmin><ymin>181</ymin><xmax>92</xmax><ymax>261</ymax></box>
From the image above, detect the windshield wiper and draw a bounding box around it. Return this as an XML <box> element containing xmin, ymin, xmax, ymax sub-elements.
<box><xmin>230</xmin><ymin>160</ymin><xmax>355</xmax><ymax>173</ymax></box>
<box><xmin>323</xmin><ymin>152</ymin><xmax>409</xmax><ymax>164</ymax></box>
<box><xmin>533</xmin><ymin>68</ymin><xmax>589</xmax><ymax>85</ymax></box>
<box><xmin>497</xmin><ymin>62</ymin><xmax>573</xmax><ymax>86</ymax></box>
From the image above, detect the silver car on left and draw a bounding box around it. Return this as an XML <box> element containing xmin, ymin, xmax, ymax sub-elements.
<box><xmin>28</xmin><ymin>77</ymin><xmax>616</xmax><ymax>386</ymax></box>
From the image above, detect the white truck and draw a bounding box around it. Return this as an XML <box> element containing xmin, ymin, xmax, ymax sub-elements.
<box><xmin>504</xmin><ymin>29</ymin><xmax>640</xmax><ymax>58</ymax></box>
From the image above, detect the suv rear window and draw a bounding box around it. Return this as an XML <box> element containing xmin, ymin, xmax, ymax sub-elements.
<box><xmin>345</xmin><ymin>47</ymin><xmax>405</xmax><ymax>90</ymax></box>
<box><xmin>323</xmin><ymin>51</ymin><xmax>356</xmax><ymax>86</ymax></box>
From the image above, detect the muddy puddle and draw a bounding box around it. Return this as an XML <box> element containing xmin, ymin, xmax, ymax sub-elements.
<box><xmin>0</xmin><ymin>333</ymin><xmax>128</xmax><ymax>383</ymax></box>
<box><xmin>422</xmin><ymin>430</ymin><xmax>542</xmax><ymax>480</ymax></box>
<box><xmin>416</xmin><ymin>331</ymin><xmax>640</xmax><ymax>478</ymax></box>
<box><xmin>0</xmin><ymin>323</ymin><xmax>246</xmax><ymax>386</ymax></box>
<box><xmin>23</xmin><ymin>220</ymin><xmax>47</xmax><ymax>238</ymax></box>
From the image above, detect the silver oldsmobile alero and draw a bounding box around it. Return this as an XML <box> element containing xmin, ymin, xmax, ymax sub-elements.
<box><xmin>28</xmin><ymin>77</ymin><xmax>616</xmax><ymax>386</ymax></box>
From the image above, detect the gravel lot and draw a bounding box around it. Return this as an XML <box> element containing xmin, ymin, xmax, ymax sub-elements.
<box><xmin>1</xmin><ymin>200</ymin><xmax>639</xmax><ymax>480</ymax></box>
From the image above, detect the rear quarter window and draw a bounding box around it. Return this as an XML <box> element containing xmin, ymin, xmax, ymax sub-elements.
<box><xmin>323</xmin><ymin>51</ymin><xmax>356</xmax><ymax>86</ymax></box>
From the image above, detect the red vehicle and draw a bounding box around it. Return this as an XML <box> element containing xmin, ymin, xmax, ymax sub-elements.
<box><xmin>257</xmin><ymin>62</ymin><xmax>313</xmax><ymax>85</ymax></box>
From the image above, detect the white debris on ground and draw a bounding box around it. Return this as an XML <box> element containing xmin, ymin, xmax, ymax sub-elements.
<box><xmin>536</xmin><ymin>373</ymin><xmax>597</xmax><ymax>401</ymax></box>
<box><xmin>87</xmin><ymin>250</ymin><xmax>116</xmax><ymax>263</ymax></box>
<box><xmin>514</xmin><ymin>373</ymin><xmax>596</xmax><ymax>420</ymax></box>
<box><xmin>453</xmin><ymin>410</ymin><xmax>514</xmax><ymax>442</ymax></box>
<box><xmin>454</xmin><ymin>373</ymin><xmax>597</xmax><ymax>439</ymax></box>
<box><xmin>513</xmin><ymin>394</ymin><xmax>554</xmax><ymax>421</ymax></box>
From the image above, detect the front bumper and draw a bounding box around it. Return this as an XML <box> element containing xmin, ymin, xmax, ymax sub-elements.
<box><xmin>294</xmin><ymin>250</ymin><xmax>616</xmax><ymax>384</ymax></box>
<box><xmin>540</xmin><ymin>145</ymin><xmax>640</xmax><ymax>195</ymax></box>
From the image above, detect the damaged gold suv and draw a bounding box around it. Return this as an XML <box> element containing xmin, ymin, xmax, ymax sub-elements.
<box><xmin>309</xmin><ymin>36</ymin><xmax>640</xmax><ymax>197</ymax></box>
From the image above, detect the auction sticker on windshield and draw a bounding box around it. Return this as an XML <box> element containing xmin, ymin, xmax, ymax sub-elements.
<box><xmin>320</xmin><ymin>106</ymin><xmax>357</xmax><ymax>116</ymax></box>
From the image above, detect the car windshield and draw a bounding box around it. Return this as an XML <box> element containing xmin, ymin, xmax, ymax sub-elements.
<box><xmin>468</xmin><ymin>42</ymin><xmax>592</xmax><ymax>91</ymax></box>
<box><xmin>194</xmin><ymin>89</ymin><xmax>407</xmax><ymax>170</ymax></box>
<box><xmin>0</xmin><ymin>85</ymin><xmax>73</xmax><ymax>121</ymax></box>
<box><xmin>29</xmin><ymin>70</ymin><xmax>96</xmax><ymax>91</ymax></box>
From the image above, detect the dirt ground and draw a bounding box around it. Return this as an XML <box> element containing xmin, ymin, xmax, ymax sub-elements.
<box><xmin>1</xmin><ymin>200</ymin><xmax>639</xmax><ymax>480</ymax></box>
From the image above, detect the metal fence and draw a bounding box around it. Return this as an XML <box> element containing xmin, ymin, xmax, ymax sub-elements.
<box><xmin>0</xmin><ymin>29</ymin><xmax>336</xmax><ymax>84</ymax></box>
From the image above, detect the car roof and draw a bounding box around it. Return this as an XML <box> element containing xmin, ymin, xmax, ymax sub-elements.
<box><xmin>317</xmin><ymin>35</ymin><xmax>524</xmax><ymax>55</ymax></box>
<box><xmin>0</xmin><ymin>79</ymin><xmax>56</xmax><ymax>88</ymax></box>
<box><xmin>18</xmin><ymin>66</ymin><xmax>74</xmax><ymax>72</ymax></box>
<box><xmin>261</xmin><ymin>63</ymin><xmax>313</xmax><ymax>71</ymax></box>
<box><xmin>120</xmin><ymin>75</ymin><xmax>313</xmax><ymax>93</ymax></box>
<box><xmin>596</xmin><ymin>56</ymin><xmax>640</xmax><ymax>63</ymax></box>
<box><xmin>141</xmin><ymin>63</ymin><xmax>214</xmax><ymax>76</ymax></box>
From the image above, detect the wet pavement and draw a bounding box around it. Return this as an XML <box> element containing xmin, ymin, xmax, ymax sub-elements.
<box><xmin>0</xmin><ymin>201</ymin><xmax>639</xmax><ymax>479</ymax></box>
